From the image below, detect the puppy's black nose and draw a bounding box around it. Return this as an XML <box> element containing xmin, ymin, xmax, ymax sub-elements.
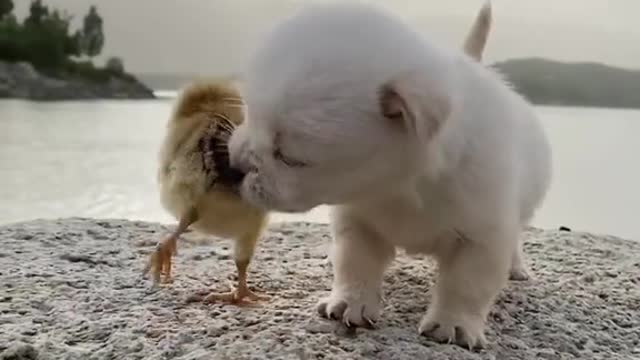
<box><xmin>227</xmin><ymin>167</ymin><xmax>247</xmax><ymax>184</ymax></box>
<box><xmin>218</xmin><ymin>166</ymin><xmax>246</xmax><ymax>187</ymax></box>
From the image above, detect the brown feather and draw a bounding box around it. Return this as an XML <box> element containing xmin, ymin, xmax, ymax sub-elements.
<box><xmin>159</xmin><ymin>78</ymin><xmax>246</xmax><ymax>185</ymax></box>
<box><xmin>198</xmin><ymin>114</ymin><xmax>244</xmax><ymax>189</ymax></box>
<box><xmin>172</xmin><ymin>78</ymin><xmax>245</xmax><ymax>122</ymax></box>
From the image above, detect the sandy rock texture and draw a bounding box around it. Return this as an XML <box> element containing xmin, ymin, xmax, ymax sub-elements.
<box><xmin>0</xmin><ymin>218</ymin><xmax>639</xmax><ymax>360</ymax></box>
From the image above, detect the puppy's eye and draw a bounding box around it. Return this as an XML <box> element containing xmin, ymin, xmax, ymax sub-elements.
<box><xmin>273</xmin><ymin>148</ymin><xmax>308</xmax><ymax>168</ymax></box>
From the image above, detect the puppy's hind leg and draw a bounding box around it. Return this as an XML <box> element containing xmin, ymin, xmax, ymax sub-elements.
<box><xmin>317</xmin><ymin>210</ymin><xmax>395</xmax><ymax>327</ymax></box>
<box><xmin>419</xmin><ymin>224</ymin><xmax>514</xmax><ymax>349</ymax></box>
<box><xmin>509</xmin><ymin>236</ymin><xmax>530</xmax><ymax>281</ymax></box>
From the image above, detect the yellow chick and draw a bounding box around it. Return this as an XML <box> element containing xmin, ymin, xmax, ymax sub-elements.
<box><xmin>142</xmin><ymin>78</ymin><xmax>269</xmax><ymax>305</ymax></box>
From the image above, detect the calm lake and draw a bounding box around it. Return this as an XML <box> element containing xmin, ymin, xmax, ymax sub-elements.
<box><xmin>1</xmin><ymin>97</ymin><xmax>639</xmax><ymax>241</ymax></box>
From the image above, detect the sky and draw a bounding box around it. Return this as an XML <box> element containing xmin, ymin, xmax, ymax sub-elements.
<box><xmin>14</xmin><ymin>0</ymin><xmax>640</xmax><ymax>75</ymax></box>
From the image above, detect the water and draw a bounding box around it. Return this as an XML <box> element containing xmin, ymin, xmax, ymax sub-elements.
<box><xmin>1</xmin><ymin>98</ymin><xmax>639</xmax><ymax>241</ymax></box>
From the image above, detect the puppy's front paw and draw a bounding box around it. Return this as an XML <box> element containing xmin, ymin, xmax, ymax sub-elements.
<box><xmin>316</xmin><ymin>288</ymin><xmax>382</xmax><ymax>328</ymax></box>
<box><xmin>419</xmin><ymin>308</ymin><xmax>487</xmax><ymax>350</ymax></box>
<box><xmin>509</xmin><ymin>266</ymin><xmax>531</xmax><ymax>281</ymax></box>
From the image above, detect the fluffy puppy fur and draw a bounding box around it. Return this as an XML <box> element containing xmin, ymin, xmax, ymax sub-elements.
<box><xmin>229</xmin><ymin>1</ymin><xmax>551</xmax><ymax>349</ymax></box>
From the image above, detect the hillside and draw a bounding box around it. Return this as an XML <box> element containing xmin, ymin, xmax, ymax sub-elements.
<box><xmin>493</xmin><ymin>58</ymin><xmax>640</xmax><ymax>109</ymax></box>
<box><xmin>138</xmin><ymin>59</ymin><xmax>640</xmax><ymax>109</ymax></box>
<box><xmin>0</xmin><ymin>60</ymin><xmax>154</xmax><ymax>100</ymax></box>
<box><xmin>135</xmin><ymin>73</ymin><xmax>200</xmax><ymax>91</ymax></box>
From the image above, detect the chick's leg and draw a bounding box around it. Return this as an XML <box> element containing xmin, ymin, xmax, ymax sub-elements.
<box><xmin>203</xmin><ymin>229</ymin><xmax>268</xmax><ymax>305</ymax></box>
<box><xmin>142</xmin><ymin>208</ymin><xmax>198</xmax><ymax>285</ymax></box>
<box><xmin>233</xmin><ymin>256</ymin><xmax>268</xmax><ymax>302</ymax></box>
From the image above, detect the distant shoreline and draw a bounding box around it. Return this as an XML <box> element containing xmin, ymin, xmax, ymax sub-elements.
<box><xmin>137</xmin><ymin>57</ymin><xmax>640</xmax><ymax>110</ymax></box>
<box><xmin>492</xmin><ymin>58</ymin><xmax>640</xmax><ymax>110</ymax></box>
<box><xmin>152</xmin><ymin>90</ymin><xmax>640</xmax><ymax>112</ymax></box>
<box><xmin>2</xmin><ymin>88</ymin><xmax>640</xmax><ymax>112</ymax></box>
<box><xmin>0</xmin><ymin>61</ymin><xmax>156</xmax><ymax>101</ymax></box>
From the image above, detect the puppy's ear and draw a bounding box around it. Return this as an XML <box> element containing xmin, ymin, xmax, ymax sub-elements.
<box><xmin>379</xmin><ymin>73</ymin><xmax>452</xmax><ymax>145</ymax></box>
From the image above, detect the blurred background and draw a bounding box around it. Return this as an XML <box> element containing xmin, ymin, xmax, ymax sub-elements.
<box><xmin>1</xmin><ymin>0</ymin><xmax>639</xmax><ymax>240</ymax></box>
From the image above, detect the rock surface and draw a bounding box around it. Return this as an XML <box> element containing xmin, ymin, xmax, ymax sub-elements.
<box><xmin>0</xmin><ymin>61</ymin><xmax>155</xmax><ymax>100</ymax></box>
<box><xmin>0</xmin><ymin>218</ymin><xmax>639</xmax><ymax>360</ymax></box>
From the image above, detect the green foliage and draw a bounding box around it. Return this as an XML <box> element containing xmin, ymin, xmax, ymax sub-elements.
<box><xmin>66</xmin><ymin>30</ymin><xmax>82</xmax><ymax>57</ymax></box>
<box><xmin>0</xmin><ymin>0</ymin><xmax>13</xmax><ymax>19</ymax></box>
<box><xmin>0</xmin><ymin>15</ymin><xmax>21</xmax><ymax>62</ymax></box>
<box><xmin>80</xmin><ymin>5</ymin><xmax>104</xmax><ymax>58</ymax></box>
<box><xmin>0</xmin><ymin>0</ymin><xmax>124</xmax><ymax>83</ymax></box>
<box><xmin>24</xmin><ymin>0</ymin><xmax>48</xmax><ymax>27</ymax></box>
<box><xmin>21</xmin><ymin>8</ymin><xmax>75</xmax><ymax>70</ymax></box>
<box><xmin>106</xmin><ymin>57</ymin><xmax>124</xmax><ymax>74</ymax></box>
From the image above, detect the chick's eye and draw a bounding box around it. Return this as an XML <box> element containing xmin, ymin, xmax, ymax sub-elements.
<box><xmin>273</xmin><ymin>148</ymin><xmax>308</xmax><ymax>168</ymax></box>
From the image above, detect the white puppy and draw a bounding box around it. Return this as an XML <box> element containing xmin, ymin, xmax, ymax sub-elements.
<box><xmin>229</xmin><ymin>1</ymin><xmax>551</xmax><ymax>349</ymax></box>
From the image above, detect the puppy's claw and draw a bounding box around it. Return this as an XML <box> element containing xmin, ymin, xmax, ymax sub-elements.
<box><xmin>509</xmin><ymin>267</ymin><xmax>531</xmax><ymax>281</ymax></box>
<box><xmin>316</xmin><ymin>302</ymin><xmax>328</xmax><ymax>318</ymax></box>
<box><xmin>364</xmin><ymin>316</ymin><xmax>376</xmax><ymax>329</ymax></box>
<box><xmin>320</xmin><ymin>299</ymin><xmax>347</xmax><ymax>321</ymax></box>
<box><xmin>316</xmin><ymin>293</ymin><xmax>381</xmax><ymax>328</ymax></box>
<box><xmin>419</xmin><ymin>322</ymin><xmax>439</xmax><ymax>334</ymax></box>
<box><xmin>419</xmin><ymin>320</ymin><xmax>487</xmax><ymax>350</ymax></box>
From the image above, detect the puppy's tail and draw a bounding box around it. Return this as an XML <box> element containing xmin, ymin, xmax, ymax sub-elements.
<box><xmin>463</xmin><ymin>1</ymin><xmax>492</xmax><ymax>61</ymax></box>
<box><xmin>172</xmin><ymin>78</ymin><xmax>244</xmax><ymax>122</ymax></box>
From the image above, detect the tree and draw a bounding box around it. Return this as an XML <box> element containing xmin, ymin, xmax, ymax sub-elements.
<box><xmin>65</xmin><ymin>30</ymin><xmax>82</xmax><ymax>57</ymax></box>
<box><xmin>0</xmin><ymin>11</ymin><xmax>20</xmax><ymax>62</ymax></box>
<box><xmin>25</xmin><ymin>0</ymin><xmax>48</xmax><ymax>27</ymax></box>
<box><xmin>0</xmin><ymin>0</ymin><xmax>13</xmax><ymax>19</ymax></box>
<box><xmin>80</xmin><ymin>5</ymin><xmax>104</xmax><ymax>58</ymax></box>
<box><xmin>22</xmin><ymin>6</ymin><xmax>73</xmax><ymax>70</ymax></box>
<box><xmin>106</xmin><ymin>57</ymin><xmax>124</xmax><ymax>74</ymax></box>
<box><xmin>0</xmin><ymin>0</ymin><xmax>124</xmax><ymax>82</ymax></box>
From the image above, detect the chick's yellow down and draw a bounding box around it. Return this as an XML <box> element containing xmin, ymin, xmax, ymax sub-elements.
<box><xmin>143</xmin><ymin>79</ymin><xmax>269</xmax><ymax>305</ymax></box>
